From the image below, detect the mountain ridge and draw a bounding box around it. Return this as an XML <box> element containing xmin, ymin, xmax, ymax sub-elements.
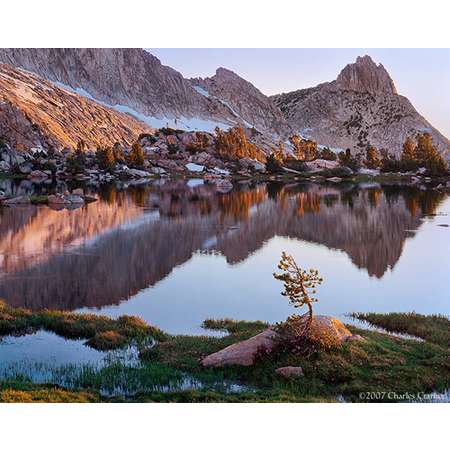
<box><xmin>0</xmin><ymin>49</ymin><xmax>448</xmax><ymax>157</ymax></box>
<box><xmin>271</xmin><ymin>55</ymin><xmax>450</xmax><ymax>155</ymax></box>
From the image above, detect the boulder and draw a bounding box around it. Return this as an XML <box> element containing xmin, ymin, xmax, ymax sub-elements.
<box><xmin>193</xmin><ymin>152</ymin><xmax>211</xmax><ymax>165</ymax></box>
<box><xmin>2</xmin><ymin>195</ymin><xmax>31</xmax><ymax>205</ymax></box>
<box><xmin>240</xmin><ymin>158</ymin><xmax>265</xmax><ymax>172</ymax></box>
<box><xmin>48</xmin><ymin>193</ymin><xmax>84</xmax><ymax>205</ymax></box>
<box><xmin>201</xmin><ymin>329</ymin><xmax>277</xmax><ymax>367</ymax></box>
<box><xmin>150</xmin><ymin>167</ymin><xmax>166</xmax><ymax>175</ymax></box>
<box><xmin>29</xmin><ymin>169</ymin><xmax>49</xmax><ymax>178</ymax></box>
<box><xmin>125</xmin><ymin>168</ymin><xmax>150</xmax><ymax>178</ymax></box>
<box><xmin>357</xmin><ymin>168</ymin><xmax>380</xmax><ymax>176</ymax></box>
<box><xmin>275</xmin><ymin>366</ymin><xmax>304</xmax><ymax>379</ymax></box>
<box><xmin>307</xmin><ymin>315</ymin><xmax>353</xmax><ymax>348</ymax></box>
<box><xmin>65</xmin><ymin>194</ymin><xmax>84</xmax><ymax>204</ymax></box>
<box><xmin>19</xmin><ymin>162</ymin><xmax>33</xmax><ymax>174</ymax></box>
<box><xmin>72</xmin><ymin>188</ymin><xmax>84</xmax><ymax>196</ymax></box>
<box><xmin>48</xmin><ymin>194</ymin><xmax>70</xmax><ymax>205</ymax></box>
<box><xmin>201</xmin><ymin>315</ymin><xmax>354</xmax><ymax>367</ymax></box>
<box><xmin>0</xmin><ymin>160</ymin><xmax>10</xmax><ymax>172</ymax></box>
<box><xmin>307</xmin><ymin>159</ymin><xmax>339</xmax><ymax>170</ymax></box>
<box><xmin>327</xmin><ymin>177</ymin><xmax>342</xmax><ymax>183</ymax></box>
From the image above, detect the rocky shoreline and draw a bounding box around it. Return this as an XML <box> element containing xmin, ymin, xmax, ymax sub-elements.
<box><xmin>1</xmin><ymin>128</ymin><xmax>450</xmax><ymax>208</ymax></box>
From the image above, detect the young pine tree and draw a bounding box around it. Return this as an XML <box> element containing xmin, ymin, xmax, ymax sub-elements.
<box><xmin>128</xmin><ymin>142</ymin><xmax>145</xmax><ymax>167</ymax></box>
<box><xmin>364</xmin><ymin>146</ymin><xmax>381</xmax><ymax>169</ymax></box>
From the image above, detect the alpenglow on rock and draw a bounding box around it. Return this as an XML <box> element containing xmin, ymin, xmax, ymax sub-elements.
<box><xmin>192</xmin><ymin>67</ymin><xmax>292</xmax><ymax>138</ymax></box>
<box><xmin>272</xmin><ymin>55</ymin><xmax>450</xmax><ymax>156</ymax></box>
<box><xmin>0</xmin><ymin>63</ymin><xmax>152</xmax><ymax>150</ymax></box>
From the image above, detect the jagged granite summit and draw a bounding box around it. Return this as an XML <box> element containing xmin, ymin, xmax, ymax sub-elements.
<box><xmin>272</xmin><ymin>55</ymin><xmax>450</xmax><ymax>156</ymax></box>
<box><xmin>336</xmin><ymin>55</ymin><xmax>397</xmax><ymax>95</ymax></box>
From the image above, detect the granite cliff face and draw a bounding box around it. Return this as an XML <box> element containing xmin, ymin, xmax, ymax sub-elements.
<box><xmin>0</xmin><ymin>63</ymin><xmax>152</xmax><ymax>150</ymax></box>
<box><xmin>0</xmin><ymin>48</ymin><xmax>216</xmax><ymax>119</ymax></box>
<box><xmin>0</xmin><ymin>48</ymin><xmax>294</xmax><ymax>138</ymax></box>
<box><xmin>0</xmin><ymin>50</ymin><xmax>448</xmax><ymax>156</ymax></box>
<box><xmin>192</xmin><ymin>67</ymin><xmax>292</xmax><ymax>137</ymax></box>
<box><xmin>272</xmin><ymin>55</ymin><xmax>450</xmax><ymax>155</ymax></box>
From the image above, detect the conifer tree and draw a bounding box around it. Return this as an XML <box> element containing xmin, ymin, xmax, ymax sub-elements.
<box><xmin>364</xmin><ymin>146</ymin><xmax>381</xmax><ymax>169</ymax></box>
<box><xmin>128</xmin><ymin>142</ymin><xmax>145</xmax><ymax>167</ymax></box>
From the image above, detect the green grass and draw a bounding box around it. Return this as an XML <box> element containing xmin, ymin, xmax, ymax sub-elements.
<box><xmin>29</xmin><ymin>195</ymin><xmax>49</xmax><ymax>205</ymax></box>
<box><xmin>0</xmin><ymin>380</ymin><xmax>99</xmax><ymax>403</ymax></box>
<box><xmin>351</xmin><ymin>312</ymin><xmax>450</xmax><ymax>347</ymax></box>
<box><xmin>0</xmin><ymin>300</ymin><xmax>167</xmax><ymax>350</ymax></box>
<box><xmin>1</xmin><ymin>309</ymin><xmax>449</xmax><ymax>402</ymax></box>
<box><xmin>141</xmin><ymin>317</ymin><xmax>450</xmax><ymax>403</ymax></box>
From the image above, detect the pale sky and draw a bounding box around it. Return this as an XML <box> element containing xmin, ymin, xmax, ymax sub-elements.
<box><xmin>149</xmin><ymin>49</ymin><xmax>450</xmax><ymax>139</ymax></box>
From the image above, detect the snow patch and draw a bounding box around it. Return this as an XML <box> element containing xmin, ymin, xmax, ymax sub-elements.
<box><xmin>185</xmin><ymin>163</ymin><xmax>204</xmax><ymax>172</ymax></box>
<box><xmin>50</xmin><ymin>80</ymin><xmax>231</xmax><ymax>133</ymax></box>
<box><xmin>193</xmin><ymin>85</ymin><xmax>210</xmax><ymax>98</ymax></box>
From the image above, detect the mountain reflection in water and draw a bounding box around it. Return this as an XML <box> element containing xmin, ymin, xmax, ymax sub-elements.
<box><xmin>0</xmin><ymin>180</ymin><xmax>447</xmax><ymax>313</ymax></box>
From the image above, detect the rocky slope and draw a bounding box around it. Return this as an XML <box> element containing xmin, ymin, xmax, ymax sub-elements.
<box><xmin>191</xmin><ymin>67</ymin><xmax>292</xmax><ymax>137</ymax></box>
<box><xmin>0</xmin><ymin>63</ymin><xmax>152</xmax><ymax>150</ymax></box>
<box><xmin>0</xmin><ymin>48</ymin><xmax>294</xmax><ymax>139</ymax></box>
<box><xmin>272</xmin><ymin>55</ymin><xmax>450</xmax><ymax>156</ymax></box>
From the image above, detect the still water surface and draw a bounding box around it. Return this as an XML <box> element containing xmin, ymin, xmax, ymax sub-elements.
<box><xmin>0</xmin><ymin>178</ymin><xmax>449</xmax><ymax>337</ymax></box>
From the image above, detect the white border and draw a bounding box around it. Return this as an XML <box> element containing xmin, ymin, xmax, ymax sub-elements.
<box><xmin>1</xmin><ymin>0</ymin><xmax>449</xmax><ymax>447</ymax></box>
<box><xmin>1</xmin><ymin>0</ymin><xmax>450</xmax><ymax>48</ymax></box>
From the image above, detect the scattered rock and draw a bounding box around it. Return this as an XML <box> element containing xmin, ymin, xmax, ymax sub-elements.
<box><xmin>275</xmin><ymin>366</ymin><xmax>304</xmax><ymax>379</ymax></box>
<box><xmin>18</xmin><ymin>162</ymin><xmax>33</xmax><ymax>174</ymax></box>
<box><xmin>0</xmin><ymin>160</ymin><xmax>11</xmax><ymax>171</ymax></box>
<box><xmin>240</xmin><ymin>158</ymin><xmax>265</xmax><ymax>172</ymax></box>
<box><xmin>48</xmin><ymin>193</ymin><xmax>84</xmax><ymax>205</ymax></box>
<box><xmin>357</xmin><ymin>168</ymin><xmax>380</xmax><ymax>176</ymax></box>
<box><xmin>201</xmin><ymin>329</ymin><xmax>277</xmax><ymax>367</ymax></box>
<box><xmin>327</xmin><ymin>177</ymin><xmax>342</xmax><ymax>183</ymax></box>
<box><xmin>2</xmin><ymin>195</ymin><xmax>31</xmax><ymax>205</ymax></box>
<box><xmin>29</xmin><ymin>169</ymin><xmax>50</xmax><ymax>179</ymax></box>
<box><xmin>307</xmin><ymin>159</ymin><xmax>339</xmax><ymax>170</ymax></box>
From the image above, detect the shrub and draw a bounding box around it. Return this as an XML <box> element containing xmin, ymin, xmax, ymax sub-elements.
<box><xmin>318</xmin><ymin>147</ymin><xmax>337</xmax><ymax>161</ymax></box>
<box><xmin>364</xmin><ymin>146</ymin><xmax>381</xmax><ymax>169</ymax></box>
<box><xmin>112</xmin><ymin>142</ymin><xmax>125</xmax><ymax>163</ymax></box>
<box><xmin>265</xmin><ymin>153</ymin><xmax>283</xmax><ymax>173</ymax></box>
<box><xmin>128</xmin><ymin>142</ymin><xmax>145</xmax><ymax>168</ymax></box>
<box><xmin>215</xmin><ymin>126</ymin><xmax>265</xmax><ymax>161</ymax></box>
<box><xmin>289</xmin><ymin>135</ymin><xmax>317</xmax><ymax>161</ymax></box>
<box><xmin>96</xmin><ymin>146</ymin><xmax>115</xmax><ymax>172</ymax></box>
<box><xmin>338</xmin><ymin>149</ymin><xmax>361</xmax><ymax>171</ymax></box>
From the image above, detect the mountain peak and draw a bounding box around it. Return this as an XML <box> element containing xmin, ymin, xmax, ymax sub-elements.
<box><xmin>336</xmin><ymin>55</ymin><xmax>397</xmax><ymax>95</ymax></box>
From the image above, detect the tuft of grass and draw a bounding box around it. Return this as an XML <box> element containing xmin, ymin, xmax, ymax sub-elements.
<box><xmin>0</xmin><ymin>381</ymin><xmax>98</xmax><ymax>403</ymax></box>
<box><xmin>351</xmin><ymin>312</ymin><xmax>450</xmax><ymax>348</ymax></box>
<box><xmin>86</xmin><ymin>331</ymin><xmax>128</xmax><ymax>350</ymax></box>
<box><xmin>0</xmin><ymin>300</ymin><xmax>167</xmax><ymax>350</ymax></box>
<box><xmin>29</xmin><ymin>195</ymin><xmax>48</xmax><ymax>205</ymax></box>
<box><xmin>202</xmin><ymin>318</ymin><xmax>268</xmax><ymax>336</ymax></box>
